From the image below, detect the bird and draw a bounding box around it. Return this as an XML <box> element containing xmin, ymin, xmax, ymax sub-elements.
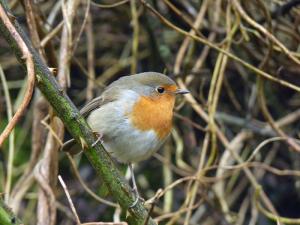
<box><xmin>62</xmin><ymin>72</ymin><xmax>189</xmax><ymax>207</ymax></box>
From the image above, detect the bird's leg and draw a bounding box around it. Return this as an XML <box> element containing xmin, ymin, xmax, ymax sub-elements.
<box><xmin>129</xmin><ymin>163</ymin><xmax>140</xmax><ymax>208</ymax></box>
<box><xmin>92</xmin><ymin>132</ymin><xmax>104</xmax><ymax>147</ymax></box>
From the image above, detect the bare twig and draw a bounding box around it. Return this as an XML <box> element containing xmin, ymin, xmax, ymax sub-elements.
<box><xmin>58</xmin><ymin>175</ymin><xmax>81</xmax><ymax>225</ymax></box>
<box><xmin>86</xmin><ymin>13</ymin><xmax>95</xmax><ymax>101</ymax></box>
<box><xmin>0</xmin><ymin>66</ymin><xmax>15</xmax><ymax>203</ymax></box>
<box><xmin>231</xmin><ymin>0</ymin><xmax>300</xmax><ymax>65</ymax></box>
<box><xmin>0</xmin><ymin>4</ymin><xmax>35</xmax><ymax>147</ymax></box>
<box><xmin>91</xmin><ymin>0</ymin><xmax>129</xmax><ymax>8</ymax></box>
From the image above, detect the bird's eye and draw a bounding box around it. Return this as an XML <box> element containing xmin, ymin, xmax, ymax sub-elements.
<box><xmin>156</xmin><ymin>87</ymin><xmax>165</xmax><ymax>93</ymax></box>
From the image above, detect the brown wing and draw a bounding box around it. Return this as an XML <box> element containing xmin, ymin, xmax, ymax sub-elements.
<box><xmin>80</xmin><ymin>85</ymin><xmax>121</xmax><ymax>117</ymax></box>
<box><xmin>62</xmin><ymin>96</ymin><xmax>106</xmax><ymax>154</ymax></box>
<box><xmin>63</xmin><ymin>91</ymin><xmax>115</xmax><ymax>154</ymax></box>
<box><xmin>80</xmin><ymin>95</ymin><xmax>104</xmax><ymax>117</ymax></box>
<box><xmin>63</xmin><ymin>79</ymin><xmax>125</xmax><ymax>154</ymax></box>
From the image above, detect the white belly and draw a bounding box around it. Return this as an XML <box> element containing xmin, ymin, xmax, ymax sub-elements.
<box><xmin>103</xmin><ymin>126</ymin><xmax>161</xmax><ymax>163</ymax></box>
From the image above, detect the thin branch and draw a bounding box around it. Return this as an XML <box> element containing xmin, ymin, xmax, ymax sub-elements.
<box><xmin>0</xmin><ymin>66</ymin><xmax>15</xmax><ymax>203</ymax></box>
<box><xmin>58</xmin><ymin>175</ymin><xmax>81</xmax><ymax>225</ymax></box>
<box><xmin>232</xmin><ymin>0</ymin><xmax>300</xmax><ymax>65</ymax></box>
<box><xmin>91</xmin><ymin>0</ymin><xmax>129</xmax><ymax>8</ymax></box>
<box><xmin>130</xmin><ymin>0</ymin><xmax>139</xmax><ymax>74</ymax></box>
<box><xmin>0</xmin><ymin>5</ymin><xmax>35</xmax><ymax>147</ymax></box>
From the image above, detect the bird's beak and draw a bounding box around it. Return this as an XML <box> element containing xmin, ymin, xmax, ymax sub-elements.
<box><xmin>175</xmin><ymin>89</ymin><xmax>190</xmax><ymax>95</ymax></box>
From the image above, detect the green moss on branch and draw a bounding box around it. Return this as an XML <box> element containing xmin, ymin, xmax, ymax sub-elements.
<box><xmin>0</xmin><ymin>198</ymin><xmax>22</xmax><ymax>225</ymax></box>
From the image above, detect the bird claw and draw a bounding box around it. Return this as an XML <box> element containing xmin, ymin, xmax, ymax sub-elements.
<box><xmin>128</xmin><ymin>164</ymin><xmax>144</xmax><ymax>208</ymax></box>
<box><xmin>129</xmin><ymin>195</ymin><xmax>139</xmax><ymax>208</ymax></box>
<box><xmin>129</xmin><ymin>184</ymin><xmax>139</xmax><ymax>208</ymax></box>
<box><xmin>129</xmin><ymin>189</ymin><xmax>144</xmax><ymax>208</ymax></box>
<box><xmin>92</xmin><ymin>132</ymin><xmax>104</xmax><ymax>147</ymax></box>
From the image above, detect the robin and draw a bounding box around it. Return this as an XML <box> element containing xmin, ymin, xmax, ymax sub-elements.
<box><xmin>63</xmin><ymin>72</ymin><xmax>189</xmax><ymax>207</ymax></box>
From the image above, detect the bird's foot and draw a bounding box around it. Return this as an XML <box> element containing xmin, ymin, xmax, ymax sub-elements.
<box><xmin>129</xmin><ymin>187</ymin><xmax>144</xmax><ymax>208</ymax></box>
<box><xmin>128</xmin><ymin>164</ymin><xmax>144</xmax><ymax>208</ymax></box>
<box><xmin>129</xmin><ymin>196</ymin><xmax>139</xmax><ymax>208</ymax></box>
<box><xmin>92</xmin><ymin>132</ymin><xmax>104</xmax><ymax>147</ymax></box>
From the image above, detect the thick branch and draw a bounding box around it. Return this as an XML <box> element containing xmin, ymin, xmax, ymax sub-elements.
<box><xmin>0</xmin><ymin>198</ymin><xmax>22</xmax><ymax>225</ymax></box>
<box><xmin>0</xmin><ymin>2</ymin><xmax>155</xmax><ymax>225</ymax></box>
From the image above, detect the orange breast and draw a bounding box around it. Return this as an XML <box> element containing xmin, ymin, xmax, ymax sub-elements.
<box><xmin>130</xmin><ymin>93</ymin><xmax>175</xmax><ymax>140</ymax></box>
